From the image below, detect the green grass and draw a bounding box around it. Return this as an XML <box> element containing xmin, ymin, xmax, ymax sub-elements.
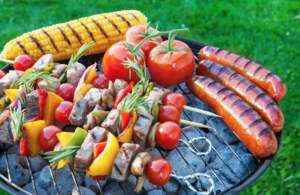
<box><xmin>0</xmin><ymin>0</ymin><xmax>299</xmax><ymax>194</ymax></box>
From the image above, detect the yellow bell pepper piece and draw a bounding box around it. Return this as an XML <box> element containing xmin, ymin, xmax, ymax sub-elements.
<box><xmin>75</xmin><ymin>84</ymin><xmax>93</xmax><ymax>102</ymax></box>
<box><xmin>44</xmin><ymin>63</ymin><xmax>58</xmax><ymax>72</ymax></box>
<box><xmin>23</xmin><ymin>120</ymin><xmax>47</xmax><ymax>158</ymax></box>
<box><xmin>56</xmin><ymin>132</ymin><xmax>74</xmax><ymax>169</ymax></box>
<box><xmin>85</xmin><ymin>68</ymin><xmax>97</xmax><ymax>84</ymax></box>
<box><xmin>0</xmin><ymin>110</ymin><xmax>10</xmax><ymax>125</ymax></box>
<box><xmin>86</xmin><ymin>132</ymin><xmax>119</xmax><ymax>176</ymax></box>
<box><xmin>4</xmin><ymin>89</ymin><xmax>19</xmax><ymax>102</ymax></box>
<box><xmin>118</xmin><ymin>110</ymin><xmax>137</xmax><ymax>143</ymax></box>
<box><xmin>44</xmin><ymin>92</ymin><xmax>64</xmax><ymax>126</ymax></box>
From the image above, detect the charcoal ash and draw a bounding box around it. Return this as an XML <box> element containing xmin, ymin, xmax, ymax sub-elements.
<box><xmin>22</xmin><ymin>182</ymin><xmax>49</xmax><ymax>195</ymax></box>
<box><xmin>147</xmin><ymin>189</ymin><xmax>166</xmax><ymax>195</ymax></box>
<box><xmin>180</xmin><ymin>110</ymin><xmax>207</xmax><ymax>128</ymax></box>
<box><xmin>103</xmin><ymin>182</ymin><xmax>124</xmax><ymax>195</ymax></box>
<box><xmin>85</xmin><ymin>174</ymin><xmax>108</xmax><ymax>194</ymax></box>
<box><xmin>72</xmin><ymin>186</ymin><xmax>96</xmax><ymax>195</ymax></box>
<box><xmin>144</xmin><ymin>148</ymin><xmax>163</xmax><ymax>159</ymax></box>
<box><xmin>163</xmin><ymin>177</ymin><xmax>180</xmax><ymax>195</ymax></box>
<box><xmin>206</xmin><ymin>117</ymin><xmax>239</xmax><ymax>144</ymax></box>
<box><xmin>177</xmin><ymin>147</ymin><xmax>206</xmax><ymax>174</ymax></box>
<box><xmin>121</xmin><ymin>174</ymin><xmax>146</xmax><ymax>195</ymax></box>
<box><xmin>0</xmin><ymin>154</ymin><xmax>30</xmax><ymax>187</ymax></box>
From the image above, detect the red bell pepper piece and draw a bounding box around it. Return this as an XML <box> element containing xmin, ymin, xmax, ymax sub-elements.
<box><xmin>120</xmin><ymin>111</ymin><xmax>130</xmax><ymax>132</ymax></box>
<box><xmin>20</xmin><ymin>130</ymin><xmax>28</xmax><ymax>157</ymax></box>
<box><xmin>28</xmin><ymin>116</ymin><xmax>40</xmax><ymax>122</ymax></box>
<box><xmin>91</xmin><ymin>142</ymin><xmax>107</xmax><ymax>181</ymax></box>
<box><xmin>125</xmin><ymin>81</ymin><xmax>135</xmax><ymax>93</ymax></box>
<box><xmin>113</xmin><ymin>89</ymin><xmax>128</xmax><ymax>109</ymax></box>
<box><xmin>37</xmin><ymin>89</ymin><xmax>47</xmax><ymax>119</ymax></box>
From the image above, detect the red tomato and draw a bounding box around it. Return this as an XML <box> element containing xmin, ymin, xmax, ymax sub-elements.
<box><xmin>162</xmin><ymin>92</ymin><xmax>186</xmax><ymax>113</ymax></box>
<box><xmin>156</xmin><ymin>122</ymin><xmax>181</xmax><ymax>149</ymax></box>
<box><xmin>146</xmin><ymin>158</ymin><xmax>172</xmax><ymax>186</ymax></box>
<box><xmin>13</xmin><ymin>54</ymin><xmax>35</xmax><ymax>71</ymax></box>
<box><xmin>55</xmin><ymin>101</ymin><xmax>73</xmax><ymax>125</ymax></box>
<box><xmin>91</xmin><ymin>175</ymin><xmax>106</xmax><ymax>181</ymax></box>
<box><xmin>158</xmin><ymin>105</ymin><xmax>180</xmax><ymax>123</ymax></box>
<box><xmin>0</xmin><ymin>70</ymin><xmax>6</xmax><ymax>79</ymax></box>
<box><xmin>91</xmin><ymin>74</ymin><xmax>111</xmax><ymax>89</ymax></box>
<box><xmin>56</xmin><ymin>83</ymin><xmax>76</xmax><ymax>102</ymax></box>
<box><xmin>38</xmin><ymin>126</ymin><xmax>62</xmax><ymax>152</ymax></box>
<box><xmin>123</xmin><ymin>25</ymin><xmax>163</xmax><ymax>62</ymax></box>
<box><xmin>102</xmin><ymin>41</ymin><xmax>146</xmax><ymax>83</ymax></box>
<box><xmin>148</xmin><ymin>40</ymin><xmax>195</xmax><ymax>87</ymax></box>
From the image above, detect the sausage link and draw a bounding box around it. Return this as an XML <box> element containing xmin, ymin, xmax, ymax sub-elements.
<box><xmin>196</xmin><ymin>60</ymin><xmax>284</xmax><ymax>133</ymax></box>
<box><xmin>198</xmin><ymin>46</ymin><xmax>287</xmax><ymax>102</ymax></box>
<box><xmin>186</xmin><ymin>76</ymin><xmax>278</xmax><ymax>158</ymax></box>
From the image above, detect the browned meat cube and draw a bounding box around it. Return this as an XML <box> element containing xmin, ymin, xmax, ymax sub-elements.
<box><xmin>38</xmin><ymin>77</ymin><xmax>61</xmax><ymax>93</ymax></box>
<box><xmin>69</xmin><ymin>98</ymin><xmax>89</xmax><ymax>126</ymax></box>
<box><xmin>108</xmin><ymin>80</ymin><xmax>114</xmax><ymax>95</ymax></box>
<box><xmin>133</xmin><ymin>113</ymin><xmax>154</xmax><ymax>150</ymax></box>
<box><xmin>116</xmin><ymin>93</ymin><xmax>131</xmax><ymax>111</ymax></box>
<box><xmin>101</xmin><ymin>109</ymin><xmax>119</xmax><ymax>136</ymax></box>
<box><xmin>33</xmin><ymin>54</ymin><xmax>53</xmax><ymax>70</ymax></box>
<box><xmin>101</xmin><ymin>89</ymin><xmax>114</xmax><ymax>111</ymax></box>
<box><xmin>25</xmin><ymin>90</ymin><xmax>40</xmax><ymax>122</ymax></box>
<box><xmin>0</xmin><ymin>114</ymin><xmax>18</xmax><ymax>145</ymax></box>
<box><xmin>74</xmin><ymin>127</ymin><xmax>107</xmax><ymax>172</ymax></box>
<box><xmin>83</xmin><ymin>88</ymin><xmax>102</xmax><ymax>112</ymax></box>
<box><xmin>113</xmin><ymin>79</ymin><xmax>128</xmax><ymax>98</ymax></box>
<box><xmin>148</xmin><ymin>87</ymin><xmax>171</xmax><ymax>104</ymax></box>
<box><xmin>0</xmin><ymin>70</ymin><xmax>23</xmax><ymax>97</ymax></box>
<box><xmin>111</xmin><ymin>143</ymin><xmax>142</xmax><ymax>181</ymax></box>
<box><xmin>52</xmin><ymin>64</ymin><xmax>67</xmax><ymax>78</ymax></box>
<box><xmin>67</xmin><ymin>62</ymin><xmax>86</xmax><ymax>86</ymax></box>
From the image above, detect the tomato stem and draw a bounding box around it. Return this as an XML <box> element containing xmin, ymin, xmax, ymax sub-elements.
<box><xmin>133</xmin><ymin>28</ymin><xmax>189</xmax><ymax>52</ymax></box>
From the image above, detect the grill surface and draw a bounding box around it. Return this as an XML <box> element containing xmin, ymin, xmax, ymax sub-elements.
<box><xmin>0</xmin><ymin>36</ymin><xmax>282</xmax><ymax>195</ymax></box>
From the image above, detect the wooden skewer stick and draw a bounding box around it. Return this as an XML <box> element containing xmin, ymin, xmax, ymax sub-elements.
<box><xmin>0</xmin><ymin>58</ymin><xmax>14</xmax><ymax>64</ymax></box>
<box><xmin>183</xmin><ymin>105</ymin><xmax>220</xmax><ymax>118</ymax></box>
<box><xmin>179</xmin><ymin>119</ymin><xmax>211</xmax><ymax>129</ymax></box>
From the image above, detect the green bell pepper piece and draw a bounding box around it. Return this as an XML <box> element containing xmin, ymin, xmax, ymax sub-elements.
<box><xmin>92</xmin><ymin>111</ymin><xmax>109</xmax><ymax>126</ymax></box>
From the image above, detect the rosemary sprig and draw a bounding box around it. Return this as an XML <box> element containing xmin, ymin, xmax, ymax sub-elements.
<box><xmin>10</xmin><ymin>101</ymin><xmax>25</xmax><ymax>140</ymax></box>
<box><xmin>122</xmin><ymin>57</ymin><xmax>149</xmax><ymax>94</ymax></box>
<box><xmin>121</xmin><ymin>87</ymin><xmax>151</xmax><ymax>113</ymax></box>
<box><xmin>59</xmin><ymin>41</ymin><xmax>94</xmax><ymax>82</ymax></box>
<box><xmin>16</xmin><ymin>71</ymin><xmax>57</xmax><ymax>92</ymax></box>
<box><xmin>43</xmin><ymin>146</ymin><xmax>80</xmax><ymax>167</ymax></box>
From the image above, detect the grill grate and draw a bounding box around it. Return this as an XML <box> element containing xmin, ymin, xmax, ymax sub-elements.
<box><xmin>0</xmin><ymin>36</ymin><xmax>281</xmax><ymax>195</ymax></box>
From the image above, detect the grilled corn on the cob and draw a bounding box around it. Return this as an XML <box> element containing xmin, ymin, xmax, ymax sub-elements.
<box><xmin>0</xmin><ymin>10</ymin><xmax>147</xmax><ymax>61</ymax></box>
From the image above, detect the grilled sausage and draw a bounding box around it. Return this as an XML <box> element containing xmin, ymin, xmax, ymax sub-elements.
<box><xmin>186</xmin><ymin>76</ymin><xmax>278</xmax><ymax>158</ymax></box>
<box><xmin>196</xmin><ymin>60</ymin><xmax>284</xmax><ymax>133</ymax></box>
<box><xmin>198</xmin><ymin>46</ymin><xmax>287</xmax><ymax>102</ymax></box>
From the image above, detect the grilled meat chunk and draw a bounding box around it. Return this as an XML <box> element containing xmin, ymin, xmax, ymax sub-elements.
<box><xmin>67</xmin><ymin>62</ymin><xmax>86</xmax><ymax>86</ymax></box>
<box><xmin>101</xmin><ymin>89</ymin><xmax>114</xmax><ymax>111</ymax></box>
<box><xmin>101</xmin><ymin>109</ymin><xmax>119</xmax><ymax>136</ymax></box>
<box><xmin>114</xmin><ymin>79</ymin><xmax>128</xmax><ymax>97</ymax></box>
<box><xmin>38</xmin><ymin>77</ymin><xmax>61</xmax><ymax>93</ymax></box>
<box><xmin>0</xmin><ymin>70</ymin><xmax>23</xmax><ymax>97</ymax></box>
<box><xmin>0</xmin><ymin>115</ymin><xmax>18</xmax><ymax>145</ymax></box>
<box><xmin>69</xmin><ymin>98</ymin><xmax>89</xmax><ymax>126</ymax></box>
<box><xmin>117</xmin><ymin>93</ymin><xmax>131</xmax><ymax>111</ymax></box>
<box><xmin>133</xmin><ymin>113</ymin><xmax>154</xmax><ymax>150</ymax></box>
<box><xmin>33</xmin><ymin>54</ymin><xmax>53</xmax><ymax>70</ymax></box>
<box><xmin>74</xmin><ymin>127</ymin><xmax>107</xmax><ymax>172</ymax></box>
<box><xmin>108</xmin><ymin>80</ymin><xmax>115</xmax><ymax>95</ymax></box>
<box><xmin>111</xmin><ymin>143</ymin><xmax>142</xmax><ymax>182</ymax></box>
<box><xmin>148</xmin><ymin>87</ymin><xmax>171</xmax><ymax>104</ymax></box>
<box><xmin>52</xmin><ymin>64</ymin><xmax>67</xmax><ymax>78</ymax></box>
<box><xmin>25</xmin><ymin>90</ymin><xmax>40</xmax><ymax>122</ymax></box>
<box><xmin>84</xmin><ymin>88</ymin><xmax>102</xmax><ymax>112</ymax></box>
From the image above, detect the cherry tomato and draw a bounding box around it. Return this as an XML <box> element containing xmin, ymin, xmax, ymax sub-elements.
<box><xmin>55</xmin><ymin>101</ymin><xmax>73</xmax><ymax>125</ymax></box>
<box><xmin>162</xmin><ymin>92</ymin><xmax>186</xmax><ymax>113</ymax></box>
<box><xmin>91</xmin><ymin>74</ymin><xmax>111</xmax><ymax>89</ymax></box>
<box><xmin>102</xmin><ymin>41</ymin><xmax>146</xmax><ymax>83</ymax></box>
<box><xmin>156</xmin><ymin>122</ymin><xmax>181</xmax><ymax>149</ymax></box>
<box><xmin>123</xmin><ymin>25</ymin><xmax>163</xmax><ymax>62</ymax></box>
<box><xmin>56</xmin><ymin>83</ymin><xmax>76</xmax><ymax>102</ymax></box>
<box><xmin>148</xmin><ymin>40</ymin><xmax>195</xmax><ymax>87</ymax></box>
<box><xmin>38</xmin><ymin>126</ymin><xmax>62</xmax><ymax>152</ymax></box>
<box><xmin>158</xmin><ymin>105</ymin><xmax>180</xmax><ymax>123</ymax></box>
<box><xmin>146</xmin><ymin>158</ymin><xmax>172</xmax><ymax>186</ymax></box>
<box><xmin>13</xmin><ymin>54</ymin><xmax>35</xmax><ymax>71</ymax></box>
<box><xmin>0</xmin><ymin>70</ymin><xmax>6</xmax><ymax>79</ymax></box>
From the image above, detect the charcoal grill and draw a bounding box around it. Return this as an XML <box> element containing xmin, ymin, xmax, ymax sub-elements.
<box><xmin>0</xmin><ymin>36</ymin><xmax>282</xmax><ymax>195</ymax></box>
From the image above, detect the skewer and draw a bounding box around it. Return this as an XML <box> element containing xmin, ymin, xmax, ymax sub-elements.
<box><xmin>179</xmin><ymin>119</ymin><xmax>211</xmax><ymax>128</ymax></box>
<box><xmin>183</xmin><ymin>105</ymin><xmax>220</xmax><ymax>118</ymax></box>
<box><xmin>0</xmin><ymin>58</ymin><xmax>14</xmax><ymax>64</ymax></box>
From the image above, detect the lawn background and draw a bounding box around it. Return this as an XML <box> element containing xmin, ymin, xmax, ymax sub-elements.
<box><xmin>0</xmin><ymin>0</ymin><xmax>299</xmax><ymax>194</ymax></box>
